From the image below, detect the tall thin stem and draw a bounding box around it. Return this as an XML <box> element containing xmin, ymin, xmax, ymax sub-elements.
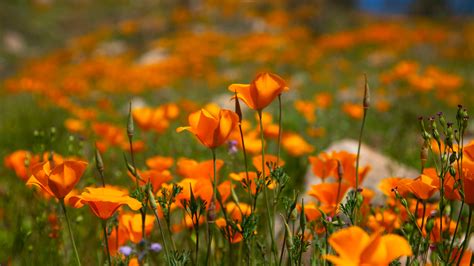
<box><xmin>258</xmin><ymin>111</ymin><xmax>278</xmax><ymax>263</ymax></box>
<box><xmin>60</xmin><ymin>200</ymin><xmax>82</xmax><ymax>266</ymax></box>
<box><xmin>455</xmin><ymin>207</ymin><xmax>472</xmax><ymax>265</ymax></box>
<box><xmin>148</xmin><ymin>188</ymin><xmax>171</xmax><ymax>264</ymax></box>
<box><xmin>102</xmin><ymin>220</ymin><xmax>112</xmax><ymax>266</ymax></box>
<box><xmin>354</xmin><ymin>110</ymin><xmax>367</xmax><ymax>225</ymax></box>
<box><xmin>277</xmin><ymin>94</ymin><xmax>282</xmax><ymax>165</ymax></box>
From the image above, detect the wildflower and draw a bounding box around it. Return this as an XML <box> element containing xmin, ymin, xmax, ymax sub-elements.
<box><xmin>119</xmin><ymin>246</ymin><xmax>133</xmax><ymax>256</ymax></box>
<box><xmin>177</xmin><ymin>108</ymin><xmax>239</xmax><ymax>149</ymax></box>
<box><xmin>406</xmin><ymin>174</ymin><xmax>438</xmax><ymax>201</ymax></box>
<box><xmin>325</xmin><ymin>226</ymin><xmax>412</xmax><ymax>265</ymax></box>
<box><xmin>308</xmin><ymin>152</ymin><xmax>337</xmax><ymax>181</ymax></box>
<box><xmin>228</xmin><ymin>140</ymin><xmax>239</xmax><ymax>155</ymax></box>
<box><xmin>70</xmin><ymin>187</ymin><xmax>142</xmax><ymax>220</ymax></box>
<box><xmin>281</xmin><ymin>132</ymin><xmax>314</xmax><ymax>156</ymax></box>
<box><xmin>145</xmin><ymin>156</ymin><xmax>174</xmax><ymax>171</ymax></box>
<box><xmin>229</xmin><ymin>72</ymin><xmax>288</xmax><ymax>111</ymax></box>
<box><xmin>27</xmin><ymin>160</ymin><xmax>88</xmax><ymax>199</ymax></box>
<box><xmin>150</xmin><ymin>243</ymin><xmax>162</xmax><ymax>253</ymax></box>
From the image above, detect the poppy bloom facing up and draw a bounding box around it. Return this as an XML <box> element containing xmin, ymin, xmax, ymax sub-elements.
<box><xmin>229</xmin><ymin>72</ymin><xmax>289</xmax><ymax>111</ymax></box>
<box><xmin>27</xmin><ymin>160</ymin><xmax>88</xmax><ymax>199</ymax></box>
<box><xmin>70</xmin><ymin>187</ymin><xmax>142</xmax><ymax>220</ymax></box>
<box><xmin>177</xmin><ymin>108</ymin><xmax>239</xmax><ymax>149</ymax></box>
<box><xmin>325</xmin><ymin>226</ymin><xmax>412</xmax><ymax>265</ymax></box>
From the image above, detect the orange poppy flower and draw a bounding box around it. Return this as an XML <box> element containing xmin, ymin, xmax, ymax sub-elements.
<box><xmin>120</xmin><ymin>212</ymin><xmax>155</xmax><ymax>243</ymax></box>
<box><xmin>325</xmin><ymin>226</ymin><xmax>412</xmax><ymax>265</ymax></box>
<box><xmin>4</xmin><ymin>150</ymin><xmax>36</xmax><ymax>181</ymax></box>
<box><xmin>331</xmin><ymin>151</ymin><xmax>370</xmax><ymax>187</ymax></box>
<box><xmin>424</xmin><ymin>168</ymin><xmax>460</xmax><ymax>201</ymax></box>
<box><xmin>229</xmin><ymin>72</ymin><xmax>289</xmax><ymax>111</ymax></box>
<box><xmin>27</xmin><ymin>160</ymin><xmax>88</xmax><ymax>199</ymax></box>
<box><xmin>367</xmin><ymin>209</ymin><xmax>401</xmax><ymax>233</ymax></box>
<box><xmin>129</xmin><ymin>169</ymin><xmax>173</xmax><ymax>193</ymax></box>
<box><xmin>252</xmin><ymin>154</ymin><xmax>285</xmax><ymax>176</ymax></box>
<box><xmin>407</xmin><ymin>175</ymin><xmax>438</xmax><ymax>200</ymax></box>
<box><xmin>463</xmin><ymin>169</ymin><xmax>474</xmax><ymax>207</ymax></box>
<box><xmin>177</xmin><ymin>108</ymin><xmax>239</xmax><ymax>149</ymax></box>
<box><xmin>225</xmin><ymin>202</ymin><xmax>251</xmax><ymax>221</ymax></box>
<box><xmin>281</xmin><ymin>133</ymin><xmax>314</xmax><ymax>156</ymax></box>
<box><xmin>146</xmin><ymin>156</ymin><xmax>174</xmax><ymax>171</ymax></box>
<box><xmin>177</xmin><ymin>158</ymin><xmax>224</xmax><ymax>180</ymax></box>
<box><xmin>229</xmin><ymin>171</ymin><xmax>276</xmax><ymax>193</ymax></box>
<box><xmin>308</xmin><ymin>183</ymin><xmax>350</xmax><ymax>215</ymax></box>
<box><xmin>314</xmin><ymin>92</ymin><xmax>332</xmax><ymax>109</ymax></box>
<box><xmin>294</xmin><ymin>100</ymin><xmax>316</xmax><ymax>123</ymax></box>
<box><xmin>298</xmin><ymin>202</ymin><xmax>322</xmax><ymax>222</ymax></box>
<box><xmin>132</xmin><ymin>107</ymin><xmax>170</xmax><ymax>133</ymax></box>
<box><xmin>174</xmin><ymin>178</ymin><xmax>231</xmax><ymax>209</ymax></box>
<box><xmin>308</xmin><ymin>152</ymin><xmax>338</xmax><ymax>180</ymax></box>
<box><xmin>216</xmin><ymin>218</ymin><xmax>243</xmax><ymax>244</ymax></box>
<box><xmin>70</xmin><ymin>187</ymin><xmax>142</xmax><ymax>220</ymax></box>
<box><xmin>378</xmin><ymin>177</ymin><xmax>404</xmax><ymax>197</ymax></box>
<box><xmin>342</xmin><ymin>103</ymin><xmax>364</xmax><ymax>120</ymax></box>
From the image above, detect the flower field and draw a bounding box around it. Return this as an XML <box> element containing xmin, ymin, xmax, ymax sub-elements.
<box><xmin>1</xmin><ymin>1</ymin><xmax>473</xmax><ymax>265</ymax></box>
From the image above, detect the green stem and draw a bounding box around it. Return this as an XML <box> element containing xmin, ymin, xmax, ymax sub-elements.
<box><xmin>354</xmin><ymin>109</ymin><xmax>367</xmax><ymax>225</ymax></box>
<box><xmin>258</xmin><ymin>110</ymin><xmax>278</xmax><ymax>263</ymax></box>
<box><xmin>277</xmin><ymin>94</ymin><xmax>282</xmax><ymax>165</ymax></box>
<box><xmin>60</xmin><ymin>200</ymin><xmax>82</xmax><ymax>266</ymax></box>
<box><xmin>102</xmin><ymin>220</ymin><xmax>112</xmax><ymax>266</ymax></box>
<box><xmin>455</xmin><ymin>207</ymin><xmax>472</xmax><ymax>265</ymax></box>
<box><xmin>447</xmin><ymin>201</ymin><xmax>464</xmax><ymax>262</ymax></box>
<box><xmin>238</xmin><ymin>119</ymin><xmax>253</xmax><ymax>210</ymax></box>
<box><xmin>149</xmin><ymin>192</ymin><xmax>171</xmax><ymax>264</ymax></box>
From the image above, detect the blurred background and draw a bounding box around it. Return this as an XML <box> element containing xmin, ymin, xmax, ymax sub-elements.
<box><xmin>0</xmin><ymin>0</ymin><xmax>473</xmax><ymax>263</ymax></box>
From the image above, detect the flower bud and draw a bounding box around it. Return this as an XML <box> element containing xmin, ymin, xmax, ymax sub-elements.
<box><xmin>207</xmin><ymin>201</ymin><xmax>216</xmax><ymax>223</ymax></box>
<box><xmin>127</xmin><ymin>101</ymin><xmax>134</xmax><ymax>138</ymax></box>
<box><xmin>363</xmin><ymin>74</ymin><xmax>370</xmax><ymax>109</ymax></box>
<box><xmin>425</xmin><ymin>218</ymin><xmax>435</xmax><ymax>233</ymax></box>
<box><xmin>95</xmin><ymin>147</ymin><xmax>104</xmax><ymax>173</ymax></box>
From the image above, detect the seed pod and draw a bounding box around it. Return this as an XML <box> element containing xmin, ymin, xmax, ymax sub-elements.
<box><xmin>207</xmin><ymin>201</ymin><xmax>216</xmax><ymax>223</ymax></box>
<box><xmin>234</xmin><ymin>90</ymin><xmax>243</xmax><ymax>123</ymax></box>
<box><xmin>425</xmin><ymin>218</ymin><xmax>435</xmax><ymax>233</ymax></box>
<box><xmin>95</xmin><ymin>147</ymin><xmax>104</xmax><ymax>173</ymax></box>
<box><xmin>337</xmin><ymin>160</ymin><xmax>344</xmax><ymax>180</ymax></box>
<box><xmin>281</xmin><ymin>214</ymin><xmax>294</xmax><ymax>250</ymax></box>
<box><xmin>127</xmin><ymin>101</ymin><xmax>134</xmax><ymax>138</ymax></box>
<box><xmin>363</xmin><ymin>74</ymin><xmax>370</xmax><ymax>109</ymax></box>
<box><xmin>148</xmin><ymin>187</ymin><xmax>158</xmax><ymax>210</ymax></box>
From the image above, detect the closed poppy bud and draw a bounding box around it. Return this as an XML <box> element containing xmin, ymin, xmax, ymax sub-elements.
<box><xmin>363</xmin><ymin>74</ymin><xmax>370</xmax><ymax>109</ymax></box>
<box><xmin>229</xmin><ymin>72</ymin><xmax>289</xmax><ymax>111</ymax></box>
<box><xmin>127</xmin><ymin>102</ymin><xmax>134</xmax><ymax>138</ymax></box>
<box><xmin>207</xmin><ymin>201</ymin><xmax>216</xmax><ymax>223</ymax></box>
<box><xmin>425</xmin><ymin>218</ymin><xmax>435</xmax><ymax>233</ymax></box>
<box><xmin>95</xmin><ymin>147</ymin><xmax>104</xmax><ymax>173</ymax></box>
<box><xmin>177</xmin><ymin>108</ymin><xmax>239</xmax><ymax>149</ymax></box>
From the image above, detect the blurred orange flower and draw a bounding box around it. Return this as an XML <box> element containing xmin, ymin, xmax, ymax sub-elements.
<box><xmin>342</xmin><ymin>103</ymin><xmax>364</xmax><ymax>120</ymax></box>
<box><xmin>308</xmin><ymin>152</ymin><xmax>337</xmax><ymax>181</ymax></box>
<box><xmin>252</xmin><ymin>154</ymin><xmax>285</xmax><ymax>176</ymax></box>
<box><xmin>281</xmin><ymin>133</ymin><xmax>314</xmax><ymax>156</ymax></box>
<box><xmin>146</xmin><ymin>156</ymin><xmax>174</xmax><ymax>171</ymax></box>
